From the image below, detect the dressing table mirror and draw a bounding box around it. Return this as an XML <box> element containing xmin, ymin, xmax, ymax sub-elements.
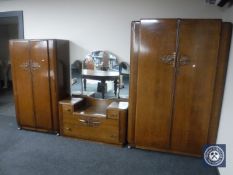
<box><xmin>71</xmin><ymin>50</ymin><xmax>130</xmax><ymax>100</ymax></box>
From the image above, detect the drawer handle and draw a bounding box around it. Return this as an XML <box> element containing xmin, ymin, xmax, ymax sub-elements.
<box><xmin>79</xmin><ymin>119</ymin><xmax>101</xmax><ymax>127</ymax></box>
<box><xmin>109</xmin><ymin>114</ymin><xmax>118</xmax><ymax>119</ymax></box>
<box><xmin>91</xmin><ymin>121</ymin><xmax>101</xmax><ymax>124</ymax></box>
<box><xmin>79</xmin><ymin>119</ymin><xmax>88</xmax><ymax>125</ymax></box>
<box><xmin>65</xmin><ymin>108</ymin><xmax>71</xmax><ymax>112</ymax></box>
<box><xmin>90</xmin><ymin>121</ymin><xmax>101</xmax><ymax>125</ymax></box>
<box><xmin>89</xmin><ymin>121</ymin><xmax>101</xmax><ymax>127</ymax></box>
<box><xmin>65</xmin><ymin>127</ymin><xmax>71</xmax><ymax>131</ymax></box>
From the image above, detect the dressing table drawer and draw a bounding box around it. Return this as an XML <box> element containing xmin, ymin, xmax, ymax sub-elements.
<box><xmin>62</xmin><ymin>117</ymin><xmax>119</xmax><ymax>144</ymax></box>
<box><xmin>62</xmin><ymin>105</ymin><xmax>73</xmax><ymax>113</ymax></box>
<box><xmin>59</xmin><ymin>98</ymin><xmax>128</xmax><ymax>145</ymax></box>
<box><xmin>107</xmin><ymin>110</ymin><xmax>119</xmax><ymax>120</ymax></box>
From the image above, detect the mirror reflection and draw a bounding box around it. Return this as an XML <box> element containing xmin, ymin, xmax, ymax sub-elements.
<box><xmin>71</xmin><ymin>50</ymin><xmax>130</xmax><ymax>99</ymax></box>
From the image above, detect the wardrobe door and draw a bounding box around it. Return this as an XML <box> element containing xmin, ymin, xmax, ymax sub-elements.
<box><xmin>171</xmin><ymin>20</ymin><xmax>222</xmax><ymax>155</ymax></box>
<box><xmin>135</xmin><ymin>19</ymin><xmax>177</xmax><ymax>149</ymax></box>
<box><xmin>30</xmin><ymin>41</ymin><xmax>53</xmax><ymax>130</ymax></box>
<box><xmin>10</xmin><ymin>41</ymin><xmax>35</xmax><ymax>128</ymax></box>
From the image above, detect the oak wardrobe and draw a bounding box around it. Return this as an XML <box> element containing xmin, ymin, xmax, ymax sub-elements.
<box><xmin>128</xmin><ymin>19</ymin><xmax>232</xmax><ymax>156</ymax></box>
<box><xmin>10</xmin><ymin>39</ymin><xmax>70</xmax><ymax>133</ymax></box>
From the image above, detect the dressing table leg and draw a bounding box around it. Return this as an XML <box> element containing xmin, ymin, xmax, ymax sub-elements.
<box><xmin>114</xmin><ymin>79</ymin><xmax>117</xmax><ymax>96</ymax></box>
<box><xmin>84</xmin><ymin>78</ymin><xmax>87</xmax><ymax>91</ymax></box>
<box><xmin>101</xmin><ymin>80</ymin><xmax>105</xmax><ymax>99</ymax></box>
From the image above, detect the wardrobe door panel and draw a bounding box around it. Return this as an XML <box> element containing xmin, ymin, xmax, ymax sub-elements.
<box><xmin>171</xmin><ymin>20</ymin><xmax>221</xmax><ymax>155</ymax></box>
<box><xmin>128</xmin><ymin>21</ymin><xmax>140</xmax><ymax>146</ymax></box>
<box><xmin>135</xmin><ymin>19</ymin><xmax>177</xmax><ymax>149</ymax></box>
<box><xmin>30</xmin><ymin>41</ymin><xmax>53</xmax><ymax>130</ymax></box>
<box><xmin>10</xmin><ymin>41</ymin><xmax>35</xmax><ymax>128</ymax></box>
<box><xmin>208</xmin><ymin>23</ymin><xmax>232</xmax><ymax>144</ymax></box>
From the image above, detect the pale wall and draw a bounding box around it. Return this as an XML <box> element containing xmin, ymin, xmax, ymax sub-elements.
<box><xmin>217</xmin><ymin>7</ymin><xmax>233</xmax><ymax>175</ymax></box>
<box><xmin>0</xmin><ymin>0</ymin><xmax>223</xmax><ymax>63</ymax></box>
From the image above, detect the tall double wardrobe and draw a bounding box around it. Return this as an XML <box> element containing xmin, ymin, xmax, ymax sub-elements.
<box><xmin>10</xmin><ymin>40</ymin><xmax>70</xmax><ymax>133</ymax></box>
<box><xmin>128</xmin><ymin>19</ymin><xmax>232</xmax><ymax>156</ymax></box>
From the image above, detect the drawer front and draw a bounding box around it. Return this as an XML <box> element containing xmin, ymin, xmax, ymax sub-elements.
<box><xmin>63</xmin><ymin>116</ymin><xmax>119</xmax><ymax>144</ymax></box>
<box><xmin>107</xmin><ymin>110</ymin><xmax>119</xmax><ymax>120</ymax></box>
<box><xmin>62</xmin><ymin>105</ymin><xmax>72</xmax><ymax>113</ymax></box>
<box><xmin>62</xmin><ymin>112</ymin><xmax>75</xmax><ymax>123</ymax></box>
